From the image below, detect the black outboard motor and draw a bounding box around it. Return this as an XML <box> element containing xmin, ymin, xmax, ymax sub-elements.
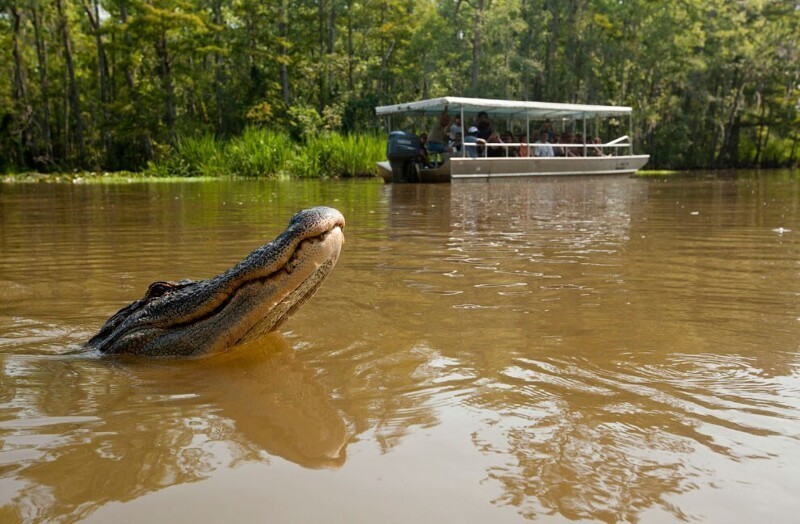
<box><xmin>386</xmin><ymin>131</ymin><xmax>421</xmax><ymax>183</ymax></box>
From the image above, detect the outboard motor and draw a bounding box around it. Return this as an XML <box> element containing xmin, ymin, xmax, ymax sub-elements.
<box><xmin>386</xmin><ymin>131</ymin><xmax>421</xmax><ymax>183</ymax></box>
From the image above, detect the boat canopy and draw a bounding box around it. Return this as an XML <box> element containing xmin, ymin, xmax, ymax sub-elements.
<box><xmin>375</xmin><ymin>96</ymin><xmax>632</xmax><ymax>120</ymax></box>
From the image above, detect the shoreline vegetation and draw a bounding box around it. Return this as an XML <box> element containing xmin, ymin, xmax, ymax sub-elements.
<box><xmin>2</xmin><ymin>1</ymin><xmax>798</xmax><ymax>175</ymax></box>
<box><xmin>7</xmin><ymin>126</ymin><xmax>697</xmax><ymax>182</ymax></box>
<box><xmin>144</xmin><ymin>129</ymin><xmax>386</xmax><ymax>179</ymax></box>
<box><xmin>7</xmin><ymin>166</ymin><xmax>798</xmax><ymax>184</ymax></box>
<box><xmin>1</xmin><ymin>130</ymin><xmax>387</xmax><ymax>182</ymax></box>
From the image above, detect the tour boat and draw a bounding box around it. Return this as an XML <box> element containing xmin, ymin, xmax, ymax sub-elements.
<box><xmin>376</xmin><ymin>96</ymin><xmax>649</xmax><ymax>183</ymax></box>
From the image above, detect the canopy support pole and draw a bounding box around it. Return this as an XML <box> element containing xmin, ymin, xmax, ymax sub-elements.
<box><xmin>629</xmin><ymin>113</ymin><xmax>633</xmax><ymax>155</ymax></box>
<box><xmin>582</xmin><ymin>114</ymin><xmax>587</xmax><ymax>157</ymax></box>
<box><xmin>526</xmin><ymin>113</ymin><xmax>530</xmax><ymax>156</ymax></box>
<box><xmin>461</xmin><ymin>105</ymin><xmax>466</xmax><ymax>157</ymax></box>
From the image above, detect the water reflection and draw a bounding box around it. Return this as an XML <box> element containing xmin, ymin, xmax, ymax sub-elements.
<box><xmin>0</xmin><ymin>334</ymin><xmax>347</xmax><ymax>521</ymax></box>
<box><xmin>1</xmin><ymin>175</ymin><xmax>800</xmax><ymax>522</ymax></box>
<box><xmin>377</xmin><ymin>177</ymin><xmax>800</xmax><ymax>520</ymax></box>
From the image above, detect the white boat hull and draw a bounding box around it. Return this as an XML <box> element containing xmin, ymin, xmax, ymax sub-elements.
<box><xmin>451</xmin><ymin>155</ymin><xmax>650</xmax><ymax>178</ymax></box>
<box><xmin>377</xmin><ymin>155</ymin><xmax>650</xmax><ymax>183</ymax></box>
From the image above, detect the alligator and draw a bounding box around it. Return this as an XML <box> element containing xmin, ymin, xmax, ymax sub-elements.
<box><xmin>85</xmin><ymin>206</ymin><xmax>345</xmax><ymax>357</ymax></box>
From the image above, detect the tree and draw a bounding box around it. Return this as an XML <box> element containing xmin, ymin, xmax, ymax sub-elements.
<box><xmin>0</xmin><ymin>0</ymin><xmax>797</xmax><ymax>171</ymax></box>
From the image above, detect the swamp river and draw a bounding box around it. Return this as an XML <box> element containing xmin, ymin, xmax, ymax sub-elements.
<box><xmin>0</xmin><ymin>172</ymin><xmax>799</xmax><ymax>522</ymax></box>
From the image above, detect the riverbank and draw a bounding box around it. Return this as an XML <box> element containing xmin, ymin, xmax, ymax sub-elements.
<box><xmin>1</xmin><ymin>171</ymin><xmax>226</xmax><ymax>184</ymax></box>
<box><xmin>2</xmin><ymin>130</ymin><xmax>387</xmax><ymax>182</ymax></box>
<box><xmin>0</xmin><ymin>169</ymin><xmax>691</xmax><ymax>183</ymax></box>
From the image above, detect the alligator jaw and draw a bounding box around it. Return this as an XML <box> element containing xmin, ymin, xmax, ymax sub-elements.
<box><xmin>85</xmin><ymin>207</ymin><xmax>345</xmax><ymax>357</ymax></box>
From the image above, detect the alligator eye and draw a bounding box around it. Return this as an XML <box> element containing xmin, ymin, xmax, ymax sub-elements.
<box><xmin>146</xmin><ymin>282</ymin><xmax>175</xmax><ymax>299</ymax></box>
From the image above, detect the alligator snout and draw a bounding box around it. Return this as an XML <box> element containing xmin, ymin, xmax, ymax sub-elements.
<box><xmin>85</xmin><ymin>206</ymin><xmax>345</xmax><ymax>357</ymax></box>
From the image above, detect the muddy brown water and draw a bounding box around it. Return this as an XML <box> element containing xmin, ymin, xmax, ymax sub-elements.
<box><xmin>1</xmin><ymin>173</ymin><xmax>799</xmax><ymax>522</ymax></box>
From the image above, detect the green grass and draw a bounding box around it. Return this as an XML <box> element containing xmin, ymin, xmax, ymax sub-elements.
<box><xmin>635</xmin><ymin>169</ymin><xmax>682</xmax><ymax>176</ymax></box>
<box><xmin>143</xmin><ymin>129</ymin><xmax>385</xmax><ymax>179</ymax></box>
<box><xmin>226</xmin><ymin>128</ymin><xmax>294</xmax><ymax>177</ymax></box>
<box><xmin>145</xmin><ymin>133</ymin><xmax>226</xmax><ymax>177</ymax></box>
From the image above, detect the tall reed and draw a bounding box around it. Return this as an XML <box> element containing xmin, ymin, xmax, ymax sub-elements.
<box><xmin>294</xmin><ymin>132</ymin><xmax>384</xmax><ymax>178</ymax></box>
<box><xmin>147</xmin><ymin>133</ymin><xmax>225</xmax><ymax>177</ymax></box>
<box><xmin>147</xmin><ymin>129</ymin><xmax>385</xmax><ymax>178</ymax></box>
<box><xmin>225</xmin><ymin>128</ymin><xmax>293</xmax><ymax>177</ymax></box>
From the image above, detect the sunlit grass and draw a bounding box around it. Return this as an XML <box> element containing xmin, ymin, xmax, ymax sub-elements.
<box><xmin>4</xmin><ymin>129</ymin><xmax>386</xmax><ymax>180</ymax></box>
<box><xmin>144</xmin><ymin>129</ymin><xmax>384</xmax><ymax>178</ymax></box>
<box><xmin>636</xmin><ymin>169</ymin><xmax>682</xmax><ymax>176</ymax></box>
<box><xmin>152</xmin><ymin>133</ymin><xmax>226</xmax><ymax>177</ymax></box>
<box><xmin>225</xmin><ymin>128</ymin><xmax>294</xmax><ymax>177</ymax></box>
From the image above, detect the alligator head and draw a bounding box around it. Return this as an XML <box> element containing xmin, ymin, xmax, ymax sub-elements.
<box><xmin>85</xmin><ymin>207</ymin><xmax>345</xmax><ymax>357</ymax></box>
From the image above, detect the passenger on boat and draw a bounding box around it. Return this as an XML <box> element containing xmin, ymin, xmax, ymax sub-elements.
<box><xmin>589</xmin><ymin>136</ymin><xmax>605</xmax><ymax>156</ymax></box>
<box><xmin>562</xmin><ymin>133</ymin><xmax>579</xmax><ymax>157</ymax></box>
<box><xmin>450</xmin><ymin>132</ymin><xmax>464</xmax><ymax>154</ymax></box>
<box><xmin>541</xmin><ymin>119</ymin><xmax>555</xmax><ymax>136</ymax></box>
<box><xmin>552</xmin><ymin>132</ymin><xmax>566</xmax><ymax>157</ymax></box>
<box><xmin>486</xmin><ymin>131</ymin><xmax>505</xmax><ymax>158</ymax></box>
<box><xmin>418</xmin><ymin>132</ymin><xmax>432</xmax><ymax>167</ymax></box>
<box><xmin>567</xmin><ymin>134</ymin><xmax>583</xmax><ymax>156</ymax></box>
<box><xmin>574</xmin><ymin>133</ymin><xmax>586</xmax><ymax>156</ymax></box>
<box><xmin>427</xmin><ymin>115</ymin><xmax>449</xmax><ymax>155</ymax></box>
<box><xmin>533</xmin><ymin>131</ymin><xmax>554</xmax><ymax>157</ymax></box>
<box><xmin>516</xmin><ymin>134</ymin><xmax>530</xmax><ymax>157</ymax></box>
<box><xmin>501</xmin><ymin>132</ymin><xmax>517</xmax><ymax>157</ymax></box>
<box><xmin>476</xmin><ymin>111</ymin><xmax>493</xmax><ymax>140</ymax></box>
<box><xmin>463</xmin><ymin>126</ymin><xmax>480</xmax><ymax>158</ymax></box>
<box><xmin>426</xmin><ymin>124</ymin><xmax>447</xmax><ymax>153</ymax></box>
<box><xmin>449</xmin><ymin>116</ymin><xmax>463</xmax><ymax>142</ymax></box>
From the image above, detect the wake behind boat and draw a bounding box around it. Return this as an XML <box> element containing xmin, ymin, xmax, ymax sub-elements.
<box><xmin>376</xmin><ymin>97</ymin><xmax>649</xmax><ymax>183</ymax></box>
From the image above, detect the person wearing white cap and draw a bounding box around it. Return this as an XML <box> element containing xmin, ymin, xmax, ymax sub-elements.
<box><xmin>463</xmin><ymin>126</ymin><xmax>480</xmax><ymax>158</ymax></box>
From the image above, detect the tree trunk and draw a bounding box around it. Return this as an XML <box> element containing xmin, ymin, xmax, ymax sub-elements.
<box><xmin>84</xmin><ymin>0</ymin><xmax>113</xmax><ymax>168</ymax></box>
<box><xmin>9</xmin><ymin>1</ymin><xmax>30</xmax><ymax>165</ymax></box>
<box><xmin>753</xmin><ymin>102</ymin><xmax>768</xmax><ymax>167</ymax></box>
<box><xmin>119</xmin><ymin>0</ymin><xmax>154</xmax><ymax>162</ymax></box>
<box><xmin>545</xmin><ymin>0</ymin><xmax>560</xmax><ymax>101</ymax></box>
<box><xmin>279</xmin><ymin>0</ymin><xmax>290</xmax><ymax>104</ymax></box>
<box><xmin>470</xmin><ymin>0</ymin><xmax>484</xmax><ymax>95</ymax></box>
<box><xmin>318</xmin><ymin>0</ymin><xmax>327</xmax><ymax>109</ymax></box>
<box><xmin>716</xmin><ymin>71</ymin><xmax>747</xmax><ymax>168</ymax></box>
<box><xmin>346</xmin><ymin>0</ymin><xmax>353</xmax><ymax>92</ymax></box>
<box><xmin>155</xmin><ymin>30</ymin><xmax>177</xmax><ymax>142</ymax></box>
<box><xmin>30</xmin><ymin>4</ymin><xmax>54</xmax><ymax>165</ymax></box>
<box><xmin>520</xmin><ymin>0</ymin><xmax>533</xmax><ymax>100</ymax></box>
<box><xmin>327</xmin><ymin>0</ymin><xmax>336</xmax><ymax>104</ymax></box>
<box><xmin>56</xmin><ymin>0</ymin><xmax>87</xmax><ymax>166</ymax></box>
<box><xmin>211</xmin><ymin>0</ymin><xmax>227</xmax><ymax>135</ymax></box>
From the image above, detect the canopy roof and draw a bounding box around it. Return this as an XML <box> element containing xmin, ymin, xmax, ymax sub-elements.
<box><xmin>375</xmin><ymin>96</ymin><xmax>632</xmax><ymax>120</ymax></box>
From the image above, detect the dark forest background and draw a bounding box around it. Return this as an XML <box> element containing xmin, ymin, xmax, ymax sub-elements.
<box><xmin>1</xmin><ymin>0</ymin><xmax>798</xmax><ymax>173</ymax></box>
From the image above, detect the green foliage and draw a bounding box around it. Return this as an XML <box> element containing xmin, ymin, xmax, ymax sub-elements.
<box><xmin>287</xmin><ymin>104</ymin><xmax>345</xmax><ymax>140</ymax></box>
<box><xmin>146</xmin><ymin>134</ymin><xmax>224</xmax><ymax>177</ymax></box>
<box><xmin>292</xmin><ymin>131</ymin><xmax>384</xmax><ymax>178</ymax></box>
<box><xmin>225</xmin><ymin>128</ymin><xmax>293</xmax><ymax>177</ymax></box>
<box><xmin>145</xmin><ymin>129</ymin><xmax>383</xmax><ymax>178</ymax></box>
<box><xmin>0</xmin><ymin>0</ymin><xmax>797</xmax><ymax>171</ymax></box>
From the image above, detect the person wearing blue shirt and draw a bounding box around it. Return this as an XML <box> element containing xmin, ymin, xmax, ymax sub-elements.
<box><xmin>463</xmin><ymin>126</ymin><xmax>480</xmax><ymax>158</ymax></box>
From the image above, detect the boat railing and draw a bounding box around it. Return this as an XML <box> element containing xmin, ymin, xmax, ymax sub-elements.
<box><xmin>459</xmin><ymin>137</ymin><xmax>633</xmax><ymax>158</ymax></box>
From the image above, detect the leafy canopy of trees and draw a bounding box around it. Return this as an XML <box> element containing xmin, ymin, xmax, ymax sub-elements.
<box><xmin>1</xmin><ymin>0</ymin><xmax>798</xmax><ymax>172</ymax></box>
